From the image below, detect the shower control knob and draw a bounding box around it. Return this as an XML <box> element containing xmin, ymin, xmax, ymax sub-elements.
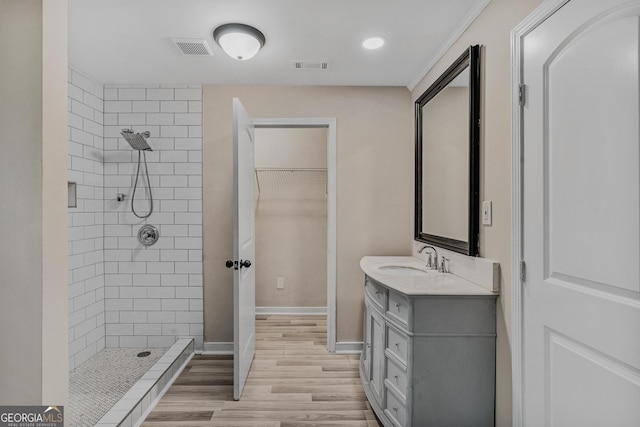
<box><xmin>240</xmin><ymin>260</ymin><xmax>252</xmax><ymax>269</ymax></box>
<box><xmin>225</xmin><ymin>260</ymin><xmax>234</xmax><ymax>268</ymax></box>
<box><xmin>137</xmin><ymin>225</ymin><xmax>159</xmax><ymax>246</ymax></box>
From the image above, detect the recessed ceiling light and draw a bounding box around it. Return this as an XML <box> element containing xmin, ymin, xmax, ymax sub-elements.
<box><xmin>362</xmin><ymin>37</ymin><xmax>385</xmax><ymax>50</ymax></box>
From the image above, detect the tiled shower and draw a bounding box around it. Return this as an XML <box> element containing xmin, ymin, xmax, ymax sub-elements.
<box><xmin>67</xmin><ymin>67</ymin><xmax>204</xmax><ymax>423</ymax></box>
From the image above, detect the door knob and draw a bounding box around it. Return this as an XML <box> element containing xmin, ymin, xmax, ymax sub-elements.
<box><xmin>240</xmin><ymin>260</ymin><xmax>252</xmax><ymax>268</ymax></box>
<box><xmin>225</xmin><ymin>260</ymin><xmax>235</xmax><ymax>269</ymax></box>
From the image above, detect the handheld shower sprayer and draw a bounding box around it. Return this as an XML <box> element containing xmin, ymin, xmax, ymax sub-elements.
<box><xmin>120</xmin><ymin>129</ymin><xmax>154</xmax><ymax>219</ymax></box>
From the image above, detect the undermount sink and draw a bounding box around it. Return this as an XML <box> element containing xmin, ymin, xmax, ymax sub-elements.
<box><xmin>361</xmin><ymin>256</ymin><xmax>499</xmax><ymax>295</ymax></box>
<box><xmin>378</xmin><ymin>265</ymin><xmax>431</xmax><ymax>276</ymax></box>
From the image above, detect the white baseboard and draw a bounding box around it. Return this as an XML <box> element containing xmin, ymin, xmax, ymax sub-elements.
<box><xmin>202</xmin><ymin>341</ymin><xmax>233</xmax><ymax>355</ymax></box>
<box><xmin>335</xmin><ymin>341</ymin><xmax>363</xmax><ymax>354</ymax></box>
<box><xmin>255</xmin><ymin>306</ymin><xmax>327</xmax><ymax>315</ymax></box>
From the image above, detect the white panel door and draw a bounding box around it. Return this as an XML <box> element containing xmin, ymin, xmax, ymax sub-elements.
<box><xmin>232</xmin><ymin>98</ymin><xmax>256</xmax><ymax>401</ymax></box>
<box><xmin>522</xmin><ymin>1</ymin><xmax>640</xmax><ymax>425</ymax></box>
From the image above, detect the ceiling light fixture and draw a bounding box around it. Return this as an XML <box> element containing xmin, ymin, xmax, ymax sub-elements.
<box><xmin>362</xmin><ymin>36</ymin><xmax>385</xmax><ymax>50</ymax></box>
<box><xmin>213</xmin><ymin>23</ymin><xmax>265</xmax><ymax>60</ymax></box>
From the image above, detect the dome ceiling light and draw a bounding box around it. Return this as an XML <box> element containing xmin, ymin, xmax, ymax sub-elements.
<box><xmin>213</xmin><ymin>23</ymin><xmax>265</xmax><ymax>60</ymax></box>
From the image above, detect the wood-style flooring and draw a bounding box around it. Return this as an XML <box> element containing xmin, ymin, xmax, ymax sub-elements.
<box><xmin>141</xmin><ymin>315</ymin><xmax>382</xmax><ymax>427</ymax></box>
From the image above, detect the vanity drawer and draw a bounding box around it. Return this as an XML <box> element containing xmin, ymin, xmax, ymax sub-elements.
<box><xmin>387</xmin><ymin>290</ymin><xmax>410</xmax><ymax>325</ymax></box>
<box><xmin>384</xmin><ymin>386</ymin><xmax>407</xmax><ymax>427</ymax></box>
<box><xmin>386</xmin><ymin>326</ymin><xmax>409</xmax><ymax>364</ymax></box>
<box><xmin>365</xmin><ymin>278</ymin><xmax>387</xmax><ymax>310</ymax></box>
<box><xmin>385</xmin><ymin>356</ymin><xmax>408</xmax><ymax>397</ymax></box>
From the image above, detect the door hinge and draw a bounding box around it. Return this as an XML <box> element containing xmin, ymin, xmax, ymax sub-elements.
<box><xmin>518</xmin><ymin>83</ymin><xmax>526</xmax><ymax>107</ymax></box>
<box><xmin>520</xmin><ymin>260</ymin><xmax>526</xmax><ymax>282</ymax></box>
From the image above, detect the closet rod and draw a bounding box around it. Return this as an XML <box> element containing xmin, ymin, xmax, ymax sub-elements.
<box><xmin>254</xmin><ymin>167</ymin><xmax>327</xmax><ymax>196</ymax></box>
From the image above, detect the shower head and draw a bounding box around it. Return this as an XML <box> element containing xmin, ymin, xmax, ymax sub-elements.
<box><xmin>120</xmin><ymin>129</ymin><xmax>152</xmax><ymax>151</ymax></box>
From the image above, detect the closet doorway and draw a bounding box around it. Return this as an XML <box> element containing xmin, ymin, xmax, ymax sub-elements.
<box><xmin>253</xmin><ymin>118</ymin><xmax>337</xmax><ymax>352</ymax></box>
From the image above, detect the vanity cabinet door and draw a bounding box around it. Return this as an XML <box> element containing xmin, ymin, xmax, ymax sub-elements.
<box><xmin>362</xmin><ymin>301</ymin><xmax>372</xmax><ymax>380</ymax></box>
<box><xmin>370</xmin><ymin>308</ymin><xmax>386</xmax><ymax>405</ymax></box>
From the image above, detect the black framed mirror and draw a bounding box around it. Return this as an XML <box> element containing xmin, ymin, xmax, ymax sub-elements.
<box><xmin>415</xmin><ymin>45</ymin><xmax>480</xmax><ymax>256</ymax></box>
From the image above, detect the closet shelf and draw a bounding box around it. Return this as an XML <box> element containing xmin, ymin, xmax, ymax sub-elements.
<box><xmin>254</xmin><ymin>167</ymin><xmax>327</xmax><ymax>198</ymax></box>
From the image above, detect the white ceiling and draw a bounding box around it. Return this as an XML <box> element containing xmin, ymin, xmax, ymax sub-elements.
<box><xmin>68</xmin><ymin>0</ymin><xmax>487</xmax><ymax>88</ymax></box>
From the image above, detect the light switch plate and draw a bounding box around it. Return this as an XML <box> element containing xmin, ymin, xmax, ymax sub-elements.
<box><xmin>277</xmin><ymin>277</ymin><xmax>284</xmax><ymax>290</ymax></box>
<box><xmin>482</xmin><ymin>200</ymin><xmax>492</xmax><ymax>225</ymax></box>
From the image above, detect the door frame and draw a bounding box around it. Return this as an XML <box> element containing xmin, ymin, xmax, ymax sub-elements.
<box><xmin>253</xmin><ymin>117</ymin><xmax>338</xmax><ymax>353</ymax></box>
<box><xmin>510</xmin><ymin>0</ymin><xmax>571</xmax><ymax>425</ymax></box>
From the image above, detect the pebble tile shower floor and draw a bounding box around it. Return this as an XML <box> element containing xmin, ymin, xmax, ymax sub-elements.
<box><xmin>69</xmin><ymin>347</ymin><xmax>167</xmax><ymax>427</ymax></box>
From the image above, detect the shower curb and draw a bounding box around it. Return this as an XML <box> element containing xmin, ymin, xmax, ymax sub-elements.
<box><xmin>94</xmin><ymin>338</ymin><xmax>194</xmax><ymax>427</ymax></box>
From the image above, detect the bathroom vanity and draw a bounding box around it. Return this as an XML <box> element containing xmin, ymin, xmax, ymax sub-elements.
<box><xmin>360</xmin><ymin>256</ymin><xmax>498</xmax><ymax>427</ymax></box>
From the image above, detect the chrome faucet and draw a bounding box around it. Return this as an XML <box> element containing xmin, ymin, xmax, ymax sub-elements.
<box><xmin>417</xmin><ymin>245</ymin><xmax>438</xmax><ymax>270</ymax></box>
<box><xmin>440</xmin><ymin>256</ymin><xmax>450</xmax><ymax>274</ymax></box>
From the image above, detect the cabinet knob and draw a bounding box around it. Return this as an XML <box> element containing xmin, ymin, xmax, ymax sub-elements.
<box><xmin>395</xmin><ymin>303</ymin><xmax>400</xmax><ymax>310</ymax></box>
<box><xmin>394</xmin><ymin>375</ymin><xmax>399</xmax><ymax>382</ymax></box>
<box><xmin>394</xmin><ymin>342</ymin><xmax>399</xmax><ymax>348</ymax></box>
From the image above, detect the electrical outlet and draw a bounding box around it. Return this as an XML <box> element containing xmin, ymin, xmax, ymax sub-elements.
<box><xmin>277</xmin><ymin>277</ymin><xmax>284</xmax><ymax>290</ymax></box>
<box><xmin>482</xmin><ymin>200</ymin><xmax>492</xmax><ymax>225</ymax></box>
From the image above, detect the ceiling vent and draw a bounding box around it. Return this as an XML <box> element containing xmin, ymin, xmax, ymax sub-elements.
<box><xmin>171</xmin><ymin>38</ymin><xmax>213</xmax><ymax>56</ymax></box>
<box><xmin>291</xmin><ymin>60</ymin><xmax>331</xmax><ymax>70</ymax></box>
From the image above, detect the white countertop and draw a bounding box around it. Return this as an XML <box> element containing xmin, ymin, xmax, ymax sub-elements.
<box><xmin>360</xmin><ymin>256</ymin><xmax>498</xmax><ymax>296</ymax></box>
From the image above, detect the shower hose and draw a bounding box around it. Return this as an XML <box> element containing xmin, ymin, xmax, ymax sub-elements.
<box><xmin>131</xmin><ymin>150</ymin><xmax>153</xmax><ymax>219</ymax></box>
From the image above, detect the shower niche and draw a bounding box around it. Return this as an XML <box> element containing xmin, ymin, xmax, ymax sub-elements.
<box><xmin>68</xmin><ymin>181</ymin><xmax>77</xmax><ymax>208</ymax></box>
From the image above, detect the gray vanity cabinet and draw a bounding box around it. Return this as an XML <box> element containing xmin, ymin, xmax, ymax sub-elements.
<box><xmin>360</xmin><ymin>274</ymin><xmax>497</xmax><ymax>427</ymax></box>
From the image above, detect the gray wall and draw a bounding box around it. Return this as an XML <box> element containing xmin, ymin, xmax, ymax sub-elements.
<box><xmin>0</xmin><ymin>0</ymin><xmax>69</xmax><ymax>404</ymax></box>
<box><xmin>203</xmin><ymin>86</ymin><xmax>413</xmax><ymax>343</ymax></box>
<box><xmin>0</xmin><ymin>0</ymin><xmax>43</xmax><ymax>403</ymax></box>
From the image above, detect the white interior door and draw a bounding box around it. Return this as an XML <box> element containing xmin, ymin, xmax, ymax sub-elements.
<box><xmin>522</xmin><ymin>0</ymin><xmax>640</xmax><ymax>425</ymax></box>
<box><xmin>232</xmin><ymin>98</ymin><xmax>256</xmax><ymax>401</ymax></box>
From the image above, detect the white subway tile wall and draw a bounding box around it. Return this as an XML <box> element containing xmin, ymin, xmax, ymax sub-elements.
<box><xmin>68</xmin><ymin>68</ymin><xmax>106</xmax><ymax>370</ymax></box>
<box><xmin>67</xmin><ymin>68</ymin><xmax>204</xmax><ymax>371</ymax></box>
<box><xmin>103</xmin><ymin>83</ymin><xmax>203</xmax><ymax>351</ymax></box>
